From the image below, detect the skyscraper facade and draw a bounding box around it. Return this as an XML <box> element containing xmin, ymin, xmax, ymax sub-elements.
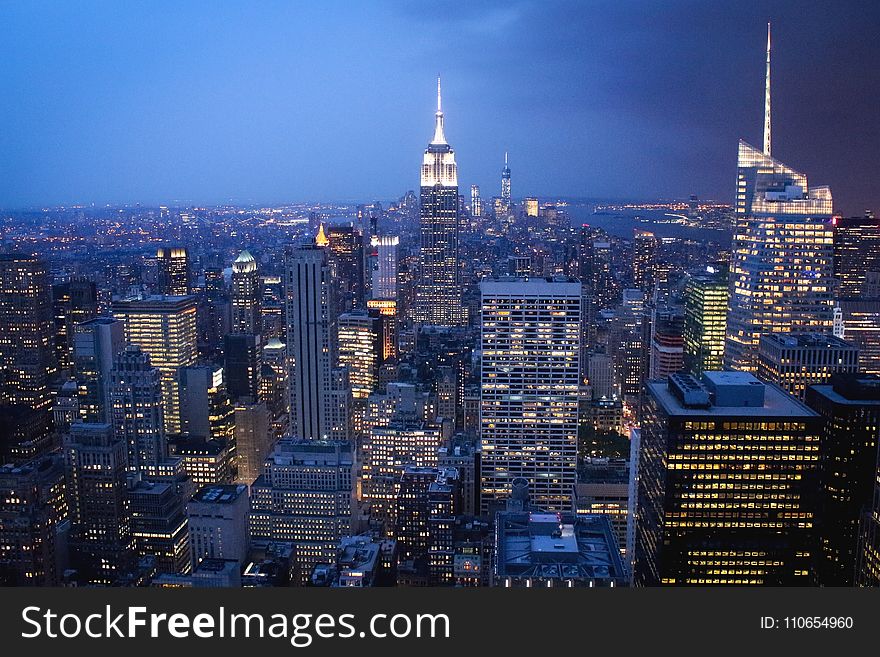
<box><xmin>480</xmin><ymin>277</ymin><xmax>581</xmax><ymax>513</ymax></box>
<box><xmin>284</xmin><ymin>244</ymin><xmax>334</xmax><ymax>440</ymax></box>
<box><xmin>682</xmin><ymin>267</ymin><xmax>729</xmax><ymax>376</ymax></box>
<box><xmin>73</xmin><ymin>317</ymin><xmax>124</xmax><ymax>423</ymax></box>
<box><xmin>834</xmin><ymin>213</ymin><xmax>880</xmax><ymax>298</ymax></box>
<box><xmin>413</xmin><ymin>78</ymin><xmax>465</xmax><ymax>326</ymax></box>
<box><xmin>156</xmin><ymin>246</ymin><xmax>191</xmax><ymax>296</ymax></box>
<box><xmin>231</xmin><ymin>250</ymin><xmax>262</xmax><ymax>334</ymax></box>
<box><xmin>111</xmin><ymin>295</ymin><xmax>198</xmax><ymax>433</ymax></box>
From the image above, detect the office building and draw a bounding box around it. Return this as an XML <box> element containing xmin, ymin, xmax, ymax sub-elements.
<box><xmin>413</xmin><ymin>78</ymin><xmax>465</xmax><ymax>326</ymax></box>
<box><xmin>337</xmin><ymin>309</ymin><xmax>383</xmax><ymax>399</ymax></box>
<box><xmin>470</xmin><ymin>184</ymin><xmax>482</xmax><ymax>218</ymax></box>
<box><xmin>187</xmin><ymin>483</ymin><xmax>250</xmax><ymax>569</ymax></box>
<box><xmin>155</xmin><ymin>246</ymin><xmax>191</xmax><ymax>296</ymax></box>
<box><xmin>834</xmin><ymin>213</ymin><xmax>880</xmax><ymax>298</ymax></box>
<box><xmin>177</xmin><ymin>364</ymin><xmax>235</xmax><ymax>444</ymax></box>
<box><xmin>73</xmin><ymin>317</ymin><xmax>124</xmax><ymax>423</ymax></box>
<box><xmin>111</xmin><ymin>295</ymin><xmax>198</xmax><ymax>433</ymax></box>
<box><xmin>371</xmin><ymin>235</ymin><xmax>399</xmax><ymax>301</ymax></box>
<box><xmin>633</xmin><ymin>229</ymin><xmax>658</xmax><ymax>293</ymax></box>
<box><xmin>231</xmin><ymin>250</ymin><xmax>262</xmax><ymax>334</ymax></box>
<box><xmin>758</xmin><ymin>332</ymin><xmax>860</xmax><ymax>400</ymax></box>
<box><xmin>51</xmin><ymin>278</ymin><xmax>98</xmax><ymax>372</ymax></box>
<box><xmin>108</xmin><ymin>345</ymin><xmax>166</xmax><ymax>472</ymax></box>
<box><xmin>233</xmin><ymin>401</ymin><xmax>270</xmax><ymax>486</ymax></box>
<box><xmin>249</xmin><ymin>439</ymin><xmax>353</xmax><ymax>584</ymax></box>
<box><xmin>636</xmin><ymin>371</ymin><xmax>821</xmax><ymax>585</ymax></box>
<box><xmin>493</xmin><ymin>512</ymin><xmax>626</xmax><ymax>587</ymax></box>
<box><xmin>64</xmin><ymin>423</ymin><xmax>133</xmax><ymax>584</ymax></box>
<box><xmin>128</xmin><ymin>479</ymin><xmax>190</xmax><ymax>575</ymax></box>
<box><xmin>649</xmin><ymin>308</ymin><xmax>685</xmax><ymax>381</ymax></box>
<box><xmin>0</xmin><ymin>455</ymin><xmax>67</xmax><ymax>586</ymax></box>
<box><xmin>0</xmin><ymin>253</ymin><xmax>54</xmax><ymax>410</ymax></box>
<box><xmin>480</xmin><ymin>277</ymin><xmax>581</xmax><ymax>513</ymax></box>
<box><xmin>224</xmin><ymin>332</ymin><xmax>261</xmax><ymax>403</ymax></box>
<box><xmin>683</xmin><ymin>267</ymin><xmax>729</xmax><ymax>376</ymax></box>
<box><xmin>284</xmin><ymin>244</ymin><xmax>334</xmax><ymax>440</ymax></box>
<box><xmin>805</xmin><ymin>375</ymin><xmax>880</xmax><ymax>586</ymax></box>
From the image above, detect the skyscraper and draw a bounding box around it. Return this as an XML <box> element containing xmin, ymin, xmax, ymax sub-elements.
<box><xmin>682</xmin><ymin>267</ymin><xmax>729</xmax><ymax>376</ymax></box>
<box><xmin>64</xmin><ymin>422</ymin><xmax>133</xmax><ymax>584</ymax></box>
<box><xmin>249</xmin><ymin>439</ymin><xmax>352</xmax><ymax>584</ymax></box>
<box><xmin>371</xmin><ymin>235</ymin><xmax>399</xmax><ymax>301</ymax></box>
<box><xmin>834</xmin><ymin>213</ymin><xmax>880</xmax><ymax>298</ymax></box>
<box><xmin>501</xmin><ymin>151</ymin><xmax>511</xmax><ymax>210</ymax></box>
<box><xmin>757</xmin><ymin>332</ymin><xmax>859</xmax><ymax>401</ymax></box>
<box><xmin>0</xmin><ymin>253</ymin><xmax>54</xmax><ymax>410</ymax></box>
<box><xmin>108</xmin><ymin>345</ymin><xmax>166</xmax><ymax>473</ymax></box>
<box><xmin>470</xmin><ymin>184</ymin><xmax>483</xmax><ymax>218</ymax></box>
<box><xmin>111</xmin><ymin>295</ymin><xmax>198</xmax><ymax>433</ymax></box>
<box><xmin>337</xmin><ymin>309</ymin><xmax>383</xmax><ymax>400</ymax></box>
<box><xmin>632</xmin><ymin>229</ymin><xmax>658</xmax><ymax>293</ymax></box>
<box><xmin>480</xmin><ymin>277</ymin><xmax>581</xmax><ymax>513</ymax></box>
<box><xmin>231</xmin><ymin>250</ymin><xmax>261</xmax><ymax>334</ymax></box>
<box><xmin>155</xmin><ymin>246</ymin><xmax>191</xmax><ymax>296</ymax></box>
<box><xmin>284</xmin><ymin>244</ymin><xmax>334</xmax><ymax>440</ymax></box>
<box><xmin>805</xmin><ymin>374</ymin><xmax>880</xmax><ymax>586</ymax></box>
<box><xmin>51</xmin><ymin>278</ymin><xmax>98</xmax><ymax>372</ymax></box>
<box><xmin>73</xmin><ymin>317</ymin><xmax>124</xmax><ymax>423</ymax></box>
<box><xmin>725</xmin><ymin>30</ymin><xmax>835</xmax><ymax>371</ymax></box>
<box><xmin>413</xmin><ymin>77</ymin><xmax>465</xmax><ymax>326</ymax></box>
<box><xmin>636</xmin><ymin>371</ymin><xmax>820</xmax><ymax>585</ymax></box>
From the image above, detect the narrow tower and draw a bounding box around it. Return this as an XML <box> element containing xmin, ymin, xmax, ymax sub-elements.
<box><xmin>763</xmin><ymin>22</ymin><xmax>771</xmax><ymax>157</ymax></box>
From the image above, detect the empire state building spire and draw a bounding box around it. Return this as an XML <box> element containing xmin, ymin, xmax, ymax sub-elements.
<box><xmin>431</xmin><ymin>75</ymin><xmax>447</xmax><ymax>145</ymax></box>
<box><xmin>763</xmin><ymin>21</ymin><xmax>772</xmax><ymax>156</ymax></box>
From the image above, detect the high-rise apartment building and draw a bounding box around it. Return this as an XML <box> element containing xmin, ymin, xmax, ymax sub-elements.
<box><xmin>111</xmin><ymin>295</ymin><xmax>198</xmax><ymax>433</ymax></box>
<box><xmin>480</xmin><ymin>277</ymin><xmax>581</xmax><ymax>513</ymax></box>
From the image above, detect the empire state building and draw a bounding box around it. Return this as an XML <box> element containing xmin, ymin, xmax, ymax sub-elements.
<box><xmin>413</xmin><ymin>77</ymin><xmax>466</xmax><ymax>326</ymax></box>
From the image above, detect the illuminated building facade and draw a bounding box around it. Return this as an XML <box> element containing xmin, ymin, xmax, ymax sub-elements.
<box><xmin>73</xmin><ymin>317</ymin><xmax>124</xmax><ymax>423</ymax></box>
<box><xmin>470</xmin><ymin>184</ymin><xmax>483</xmax><ymax>218</ymax></box>
<box><xmin>111</xmin><ymin>294</ymin><xmax>198</xmax><ymax>433</ymax></box>
<box><xmin>371</xmin><ymin>235</ymin><xmax>399</xmax><ymax>301</ymax></box>
<box><xmin>51</xmin><ymin>278</ymin><xmax>98</xmax><ymax>372</ymax></box>
<box><xmin>834</xmin><ymin>213</ymin><xmax>880</xmax><ymax>298</ymax></box>
<box><xmin>0</xmin><ymin>253</ymin><xmax>54</xmax><ymax>410</ymax></box>
<box><xmin>805</xmin><ymin>375</ymin><xmax>880</xmax><ymax>586</ymax></box>
<box><xmin>480</xmin><ymin>277</ymin><xmax>581</xmax><ymax>513</ymax></box>
<box><xmin>725</xmin><ymin>143</ymin><xmax>835</xmax><ymax>372</ymax></box>
<box><xmin>632</xmin><ymin>229</ymin><xmax>658</xmax><ymax>293</ymax></box>
<box><xmin>284</xmin><ymin>244</ymin><xmax>334</xmax><ymax>440</ymax></box>
<box><xmin>682</xmin><ymin>268</ymin><xmax>729</xmax><ymax>376</ymax></box>
<box><xmin>636</xmin><ymin>371</ymin><xmax>821</xmax><ymax>585</ymax></box>
<box><xmin>413</xmin><ymin>78</ymin><xmax>465</xmax><ymax>326</ymax></box>
<box><xmin>128</xmin><ymin>479</ymin><xmax>191</xmax><ymax>575</ymax></box>
<box><xmin>249</xmin><ymin>439</ymin><xmax>352</xmax><ymax>584</ymax></box>
<box><xmin>337</xmin><ymin>309</ymin><xmax>383</xmax><ymax>399</ymax></box>
<box><xmin>231</xmin><ymin>250</ymin><xmax>262</xmax><ymax>334</ymax></box>
<box><xmin>649</xmin><ymin>308</ymin><xmax>685</xmax><ymax>381</ymax></box>
<box><xmin>156</xmin><ymin>246</ymin><xmax>191</xmax><ymax>296</ymax></box>
<box><xmin>500</xmin><ymin>151</ymin><xmax>511</xmax><ymax>211</ymax></box>
<box><xmin>366</xmin><ymin>298</ymin><xmax>398</xmax><ymax>361</ymax></box>
<box><xmin>757</xmin><ymin>332</ymin><xmax>859</xmax><ymax>401</ymax></box>
<box><xmin>187</xmin><ymin>483</ymin><xmax>250</xmax><ymax>569</ymax></box>
<box><xmin>108</xmin><ymin>345</ymin><xmax>166</xmax><ymax>472</ymax></box>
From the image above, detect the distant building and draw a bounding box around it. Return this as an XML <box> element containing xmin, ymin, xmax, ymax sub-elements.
<box><xmin>128</xmin><ymin>479</ymin><xmax>190</xmax><ymax>575</ymax></box>
<box><xmin>73</xmin><ymin>317</ymin><xmax>124</xmax><ymax>423</ymax></box>
<box><xmin>155</xmin><ymin>246</ymin><xmax>191</xmax><ymax>296</ymax></box>
<box><xmin>682</xmin><ymin>267</ymin><xmax>728</xmax><ymax>376</ymax></box>
<box><xmin>231</xmin><ymin>250</ymin><xmax>261</xmax><ymax>334</ymax></box>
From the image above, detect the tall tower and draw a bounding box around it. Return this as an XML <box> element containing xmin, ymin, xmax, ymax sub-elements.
<box><xmin>764</xmin><ymin>22</ymin><xmax>772</xmax><ymax>157</ymax></box>
<box><xmin>724</xmin><ymin>30</ymin><xmax>835</xmax><ymax>371</ymax></box>
<box><xmin>107</xmin><ymin>345</ymin><xmax>166</xmax><ymax>473</ymax></box>
<box><xmin>479</xmin><ymin>277</ymin><xmax>581</xmax><ymax>513</ymax></box>
<box><xmin>111</xmin><ymin>295</ymin><xmax>198</xmax><ymax>433</ymax></box>
<box><xmin>156</xmin><ymin>246</ymin><xmax>191</xmax><ymax>296</ymax></box>
<box><xmin>413</xmin><ymin>77</ymin><xmax>465</xmax><ymax>326</ymax></box>
<box><xmin>284</xmin><ymin>244</ymin><xmax>333</xmax><ymax>440</ymax></box>
<box><xmin>231</xmin><ymin>250</ymin><xmax>261</xmax><ymax>334</ymax></box>
<box><xmin>501</xmin><ymin>151</ymin><xmax>511</xmax><ymax>209</ymax></box>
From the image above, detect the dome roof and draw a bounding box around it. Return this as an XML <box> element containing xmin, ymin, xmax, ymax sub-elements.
<box><xmin>232</xmin><ymin>250</ymin><xmax>257</xmax><ymax>272</ymax></box>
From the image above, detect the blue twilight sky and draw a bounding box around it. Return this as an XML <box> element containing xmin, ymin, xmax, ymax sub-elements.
<box><xmin>1</xmin><ymin>0</ymin><xmax>878</xmax><ymax>214</ymax></box>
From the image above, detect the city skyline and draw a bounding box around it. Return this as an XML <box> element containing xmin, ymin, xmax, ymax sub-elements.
<box><xmin>1</xmin><ymin>1</ymin><xmax>879</xmax><ymax>214</ymax></box>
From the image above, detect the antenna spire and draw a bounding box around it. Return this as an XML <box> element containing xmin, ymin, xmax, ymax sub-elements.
<box><xmin>431</xmin><ymin>75</ymin><xmax>447</xmax><ymax>145</ymax></box>
<box><xmin>763</xmin><ymin>21</ymin><xmax>772</xmax><ymax>157</ymax></box>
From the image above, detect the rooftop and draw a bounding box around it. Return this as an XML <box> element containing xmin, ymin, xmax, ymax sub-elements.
<box><xmin>191</xmin><ymin>484</ymin><xmax>248</xmax><ymax>504</ymax></box>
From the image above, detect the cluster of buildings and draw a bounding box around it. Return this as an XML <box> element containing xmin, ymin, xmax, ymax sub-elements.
<box><xmin>1</xmin><ymin>28</ymin><xmax>880</xmax><ymax>589</ymax></box>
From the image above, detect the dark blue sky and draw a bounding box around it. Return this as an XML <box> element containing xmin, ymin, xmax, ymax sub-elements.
<box><xmin>1</xmin><ymin>0</ymin><xmax>878</xmax><ymax>214</ymax></box>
